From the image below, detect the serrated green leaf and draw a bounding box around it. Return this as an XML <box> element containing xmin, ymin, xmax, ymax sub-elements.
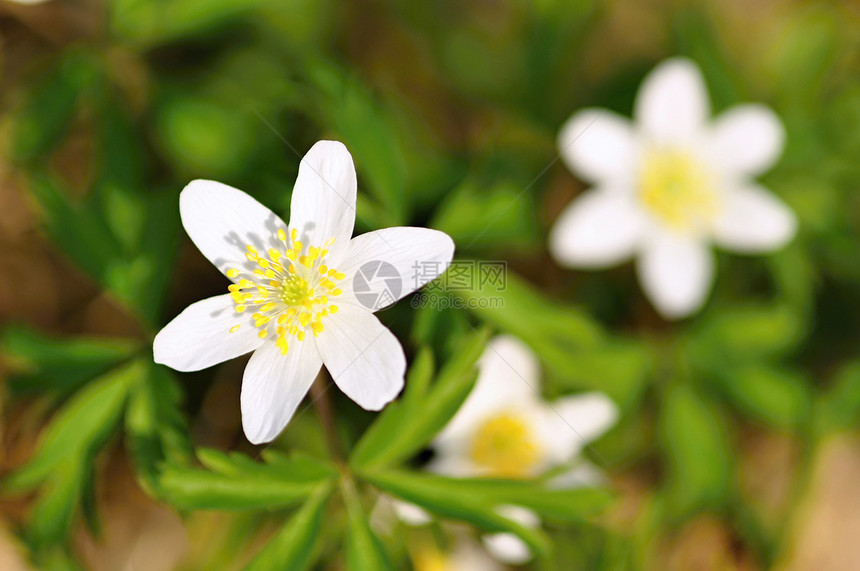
<box><xmin>688</xmin><ymin>304</ymin><xmax>803</xmax><ymax>363</ymax></box>
<box><xmin>110</xmin><ymin>0</ymin><xmax>271</xmax><ymax>46</ymax></box>
<box><xmin>660</xmin><ymin>384</ymin><xmax>732</xmax><ymax>519</ymax></box>
<box><xmin>125</xmin><ymin>364</ymin><xmax>193</xmax><ymax>495</ymax></box>
<box><xmin>26</xmin><ymin>459</ymin><xmax>88</xmax><ymax>549</ymax></box>
<box><xmin>343</xmin><ymin>480</ymin><xmax>394</xmax><ymax>571</ymax></box>
<box><xmin>1</xmin><ymin>325</ymin><xmax>136</xmax><ymax>396</ymax></box>
<box><xmin>350</xmin><ymin>330</ymin><xmax>486</xmax><ymax>470</ymax></box>
<box><xmin>9</xmin><ymin>50</ymin><xmax>101</xmax><ymax>161</ymax></box>
<box><xmin>258</xmin><ymin>450</ymin><xmax>339</xmax><ymax>482</ymax></box>
<box><xmin>716</xmin><ymin>365</ymin><xmax>811</xmax><ymax>428</ymax></box>
<box><xmin>452</xmin><ymin>270</ymin><xmax>650</xmax><ymax>405</ymax></box>
<box><xmin>454</xmin><ymin>269</ymin><xmax>603</xmax><ymax>349</ymax></box>
<box><xmin>5</xmin><ymin>361</ymin><xmax>140</xmax><ymax>493</ymax></box>
<box><xmin>159</xmin><ymin>450</ymin><xmax>336</xmax><ymax>510</ymax></box>
<box><xmin>244</xmin><ymin>484</ymin><xmax>332</xmax><ymax>571</ymax></box>
<box><xmin>363</xmin><ymin>469</ymin><xmax>613</xmax><ymax>523</ymax></box>
<box><xmin>361</xmin><ymin>469</ymin><xmax>551</xmax><ymax>557</ymax></box>
<box><xmin>432</xmin><ymin>180</ymin><xmax>537</xmax><ymax>250</ymax></box>
<box><xmin>28</xmin><ymin>173</ymin><xmax>124</xmax><ymax>283</ymax></box>
<box><xmin>303</xmin><ymin>57</ymin><xmax>407</xmax><ymax>224</ymax></box>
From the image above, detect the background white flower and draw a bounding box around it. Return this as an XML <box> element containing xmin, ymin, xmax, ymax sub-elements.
<box><xmin>550</xmin><ymin>57</ymin><xmax>797</xmax><ymax>318</ymax></box>
<box><xmin>411</xmin><ymin>535</ymin><xmax>503</xmax><ymax>571</ymax></box>
<box><xmin>153</xmin><ymin>140</ymin><xmax>454</xmax><ymax>444</ymax></box>
<box><xmin>411</xmin><ymin>335</ymin><xmax>618</xmax><ymax>563</ymax></box>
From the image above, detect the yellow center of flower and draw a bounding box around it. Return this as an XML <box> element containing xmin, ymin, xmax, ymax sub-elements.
<box><xmin>638</xmin><ymin>148</ymin><xmax>718</xmax><ymax>232</ymax></box>
<box><xmin>412</xmin><ymin>547</ymin><xmax>449</xmax><ymax>571</ymax></box>
<box><xmin>226</xmin><ymin>228</ymin><xmax>345</xmax><ymax>355</ymax></box>
<box><xmin>470</xmin><ymin>413</ymin><xmax>541</xmax><ymax>478</ymax></box>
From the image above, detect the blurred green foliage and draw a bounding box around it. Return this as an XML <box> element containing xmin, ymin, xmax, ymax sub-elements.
<box><xmin>2</xmin><ymin>0</ymin><xmax>860</xmax><ymax>569</ymax></box>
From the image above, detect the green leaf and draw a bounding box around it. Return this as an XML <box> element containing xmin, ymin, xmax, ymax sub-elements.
<box><xmin>432</xmin><ymin>179</ymin><xmax>537</xmax><ymax>250</ymax></box>
<box><xmin>363</xmin><ymin>469</ymin><xmax>613</xmax><ymax>523</ymax></box>
<box><xmin>159</xmin><ymin>449</ymin><xmax>336</xmax><ymax>510</ymax></box>
<box><xmin>454</xmin><ymin>269</ymin><xmax>602</xmax><ymax>348</ymax></box>
<box><xmin>545</xmin><ymin>341</ymin><xmax>652</xmax><ymax>409</ymax></box>
<box><xmin>688</xmin><ymin>304</ymin><xmax>804</xmax><ymax>363</ymax></box>
<box><xmin>110</xmin><ymin>0</ymin><xmax>271</xmax><ymax>46</ymax></box>
<box><xmin>28</xmin><ymin>173</ymin><xmax>124</xmax><ymax>283</ymax></box>
<box><xmin>125</xmin><ymin>364</ymin><xmax>193</xmax><ymax>494</ymax></box>
<box><xmin>31</xmin><ymin>547</ymin><xmax>85</xmax><ymax>571</ymax></box>
<box><xmin>156</xmin><ymin>94</ymin><xmax>256</xmax><ymax>177</ymax></box>
<box><xmin>816</xmin><ymin>362</ymin><xmax>860</xmax><ymax>434</ymax></box>
<box><xmin>9</xmin><ymin>50</ymin><xmax>100</xmax><ymax>161</ymax></box>
<box><xmin>660</xmin><ymin>384</ymin><xmax>732</xmax><ymax>519</ymax></box>
<box><xmin>361</xmin><ymin>470</ymin><xmax>551</xmax><ymax>557</ymax></box>
<box><xmin>769</xmin><ymin>6</ymin><xmax>842</xmax><ymax>109</ymax></box>
<box><xmin>244</xmin><ymin>484</ymin><xmax>332</xmax><ymax>571</ymax></box>
<box><xmin>453</xmin><ymin>269</ymin><xmax>650</xmax><ymax>406</ymax></box>
<box><xmin>716</xmin><ymin>365</ymin><xmax>812</xmax><ymax>429</ymax></box>
<box><xmin>1</xmin><ymin>325</ymin><xmax>136</xmax><ymax>396</ymax></box>
<box><xmin>26</xmin><ymin>459</ymin><xmax>88</xmax><ymax>549</ymax></box>
<box><xmin>303</xmin><ymin>57</ymin><xmax>407</xmax><ymax>224</ymax></box>
<box><xmin>350</xmin><ymin>330</ymin><xmax>485</xmax><ymax>470</ymax></box>
<box><xmin>5</xmin><ymin>361</ymin><xmax>140</xmax><ymax>493</ymax></box>
<box><xmin>342</xmin><ymin>479</ymin><xmax>394</xmax><ymax>571</ymax></box>
<box><xmin>4</xmin><ymin>362</ymin><xmax>139</xmax><ymax>548</ymax></box>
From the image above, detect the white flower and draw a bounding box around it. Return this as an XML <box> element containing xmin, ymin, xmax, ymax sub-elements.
<box><xmin>153</xmin><ymin>141</ymin><xmax>454</xmax><ymax>444</ymax></box>
<box><xmin>411</xmin><ymin>536</ymin><xmax>503</xmax><ymax>571</ymax></box>
<box><xmin>550</xmin><ymin>57</ymin><xmax>797</xmax><ymax>318</ymax></box>
<box><xmin>427</xmin><ymin>335</ymin><xmax>618</xmax><ymax>563</ymax></box>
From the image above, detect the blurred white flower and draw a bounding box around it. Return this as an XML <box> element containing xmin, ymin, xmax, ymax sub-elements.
<box><xmin>429</xmin><ymin>335</ymin><xmax>617</xmax><ymax>480</ymax></box>
<box><xmin>411</xmin><ymin>536</ymin><xmax>503</xmax><ymax>571</ymax></box>
<box><xmin>550</xmin><ymin>57</ymin><xmax>796</xmax><ymax>318</ymax></box>
<box><xmin>420</xmin><ymin>335</ymin><xmax>617</xmax><ymax>563</ymax></box>
<box><xmin>154</xmin><ymin>141</ymin><xmax>454</xmax><ymax>444</ymax></box>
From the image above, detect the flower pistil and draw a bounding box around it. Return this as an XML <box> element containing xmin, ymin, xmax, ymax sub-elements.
<box><xmin>226</xmin><ymin>228</ymin><xmax>345</xmax><ymax>354</ymax></box>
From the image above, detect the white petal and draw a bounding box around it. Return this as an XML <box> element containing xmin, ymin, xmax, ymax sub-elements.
<box><xmin>240</xmin><ymin>338</ymin><xmax>322</xmax><ymax>444</ymax></box>
<box><xmin>433</xmin><ymin>336</ymin><xmax>541</xmax><ymax>449</ymax></box>
<box><xmin>180</xmin><ymin>180</ymin><xmax>288</xmax><ymax>277</ymax></box>
<box><xmin>637</xmin><ymin>234</ymin><xmax>714</xmax><ymax>319</ymax></box>
<box><xmin>558</xmin><ymin>109</ymin><xmax>638</xmax><ymax>185</ymax></box>
<box><xmin>539</xmin><ymin>392</ymin><xmax>619</xmax><ymax>463</ymax></box>
<box><xmin>635</xmin><ymin>58</ymin><xmax>710</xmax><ymax>145</ymax></box>
<box><xmin>482</xmin><ymin>533</ymin><xmax>532</xmax><ymax>565</ymax></box>
<box><xmin>708</xmin><ymin>104</ymin><xmax>785</xmax><ymax>176</ymax></box>
<box><xmin>391</xmin><ymin>499</ymin><xmax>433</xmax><ymax>526</ymax></box>
<box><xmin>553</xmin><ymin>392</ymin><xmax>619</xmax><ymax>443</ymax></box>
<box><xmin>449</xmin><ymin>538</ymin><xmax>505</xmax><ymax>571</ymax></box>
<box><xmin>548</xmin><ymin>462</ymin><xmax>606</xmax><ymax>489</ymax></box>
<box><xmin>424</xmin><ymin>453</ymin><xmax>476</xmax><ymax>478</ymax></box>
<box><xmin>153</xmin><ymin>294</ymin><xmax>263</xmax><ymax>372</ymax></box>
<box><xmin>288</xmin><ymin>141</ymin><xmax>357</xmax><ymax>265</ymax></box>
<box><xmin>338</xmin><ymin>227</ymin><xmax>455</xmax><ymax>311</ymax></box>
<box><xmin>549</xmin><ymin>190</ymin><xmax>644</xmax><ymax>268</ymax></box>
<box><xmin>712</xmin><ymin>184</ymin><xmax>797</xmax><ymax>253</ymax></box>
<box><xmin>316</xmin><ymin>304</ymin><xmax>405</xmax><ymax>411</ymax></box>
<box><xmin>482</xmin><ymin>506</ymin><xmax>539</xmax><ymax>565</ymax></box>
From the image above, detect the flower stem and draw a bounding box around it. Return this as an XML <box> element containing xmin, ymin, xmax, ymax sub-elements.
<box><xmin>310</xmin><ymin>375</ymin><xmax>343</xmax><ymax>462</ymax></box>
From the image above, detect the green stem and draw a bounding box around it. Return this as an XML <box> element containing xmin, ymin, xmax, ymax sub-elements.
<box><xmin>310</xmin><ymin>374</ymin><xmax>343</xmax><ymax>462</ymax></box>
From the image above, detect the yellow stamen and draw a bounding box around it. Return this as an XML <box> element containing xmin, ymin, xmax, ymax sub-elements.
<box><xmin>470</xmin><ymin>413</ymin><xmax>541</xmax><ymax>478</ymax></box>
<box><xmin>638</xmin><ymin>148</ymin><xmax>718</xmax><ymax>232</ymax></box>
